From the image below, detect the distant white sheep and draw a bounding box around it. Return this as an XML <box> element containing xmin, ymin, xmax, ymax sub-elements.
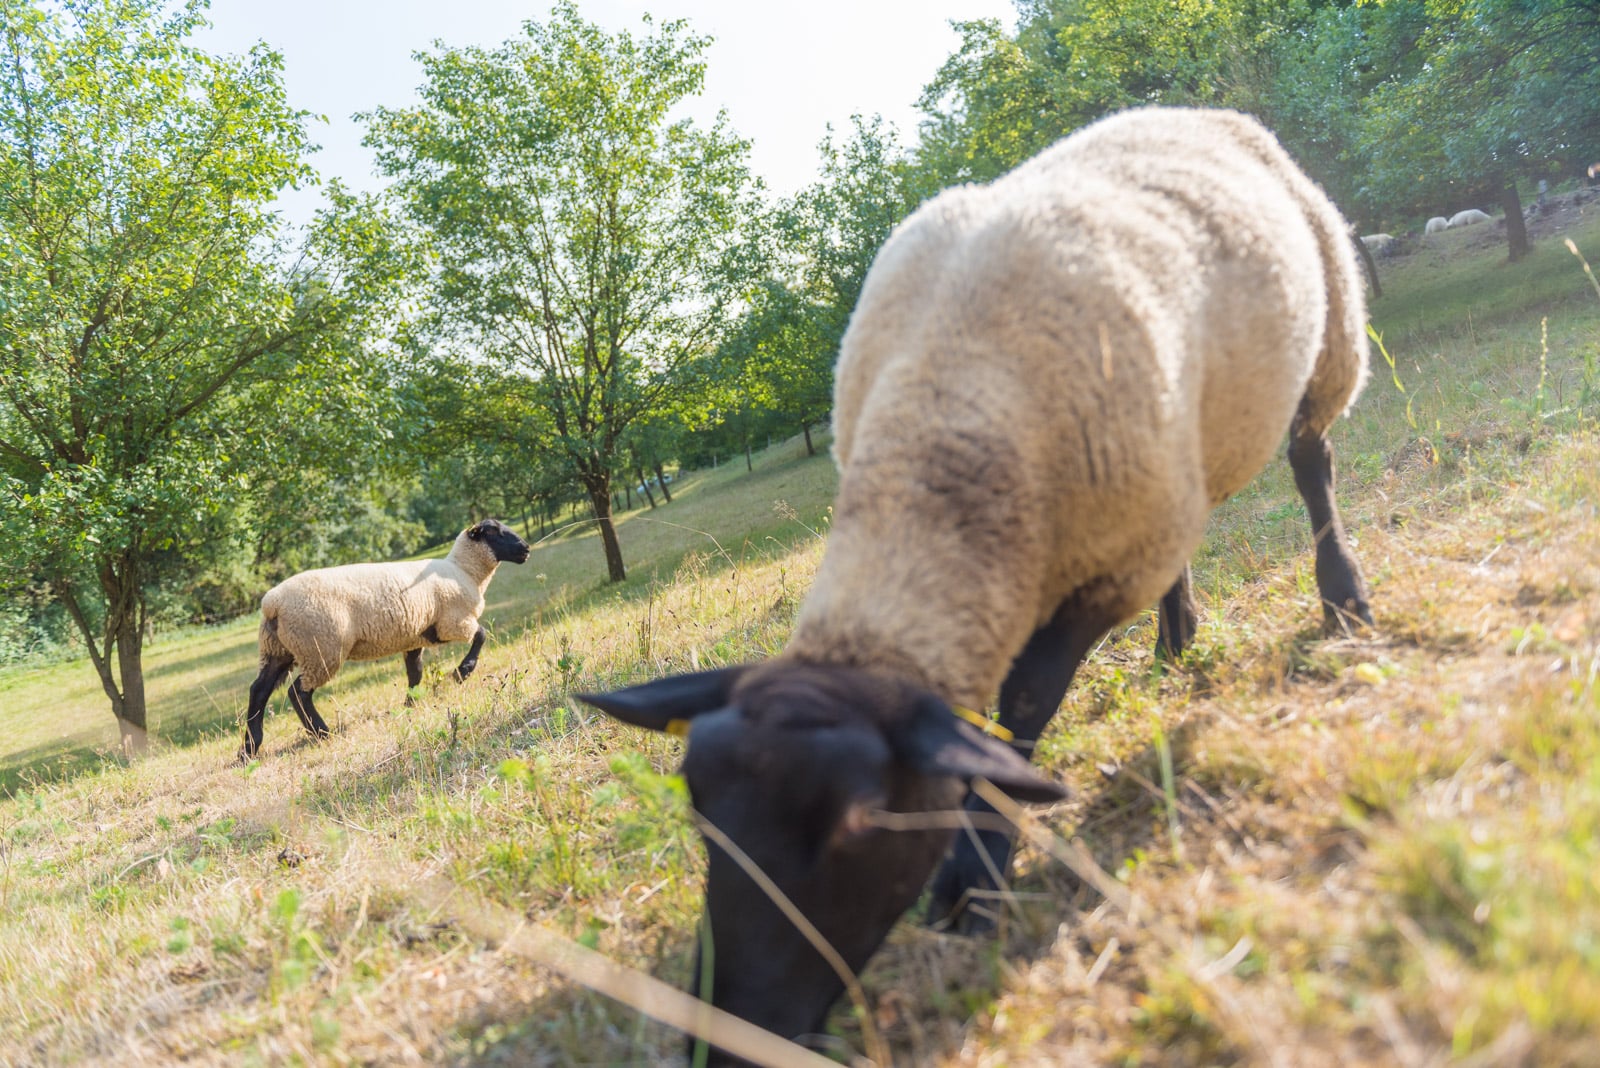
<box><xmin>1360</xmin><ymin>233</ymin><xmax>1396</xmax><ymax>255</ymax></box>
<box><xmin>1448</xmin><ymin>209</ymin><xmax>1492</xmax><ymax>228</ymax></box>
<box><xmin>1425</xmin><ymin>216</ymin><xmax>1449</xmax><ymax>235</ymax></box>
<box><xmin>240</xmin><ymin>519</ymin><xmax>530</xmax><ymax>759</ymax></box>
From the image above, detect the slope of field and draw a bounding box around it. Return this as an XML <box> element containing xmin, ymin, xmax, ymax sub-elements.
<box><xmin>1</xmin><ymin>209</ymin><xmax>1599</xmax><ymax>1066</ymax></box>
<box><xmin>0</xmin><ymin>437</ymin><xmax>839</xmax><ymax>795</ymax></box>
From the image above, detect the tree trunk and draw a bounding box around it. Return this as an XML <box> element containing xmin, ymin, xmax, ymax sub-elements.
<box><xmin>1352</xmin><ymin>232</ymin><xmax>1382</xmax><ymax>298</ymax></box>
<box><xmin>1500</xmin><ymin>183</ymin><xmax>1530</xmax><ymax>261</ymax></box>
<box><xmin>114</xmin><ymin>622</ymin><xmax>149</xmax><ymax>755</ymax></box>
<box><xmin>636</xmin><ymin>468</ymin><xmax>657</xmax><ymax>508</ymax></box>
<box><xmin>57</xmin><ymin>568</ymin><xmax>149</xmax><ymax>756</ymax></box>
<box><xmin>583</xmin><ymin>477</ymin><xmax>627</xmax><ymax>582</ymax></box>
<box><xmin>744</xmin><ymin>439</ymin><xmax>753</xmax><ymax>472</ymax></box>
<box><xmin>802</xmin><ymin>422</ymin><xmax>815</xmax><ymax>457</ymax></box>
<box><xmin>653</xmin><ymin>460</ymin><xmax>672</xmax><ymax>503</ymax></box>
<box><xmin>102</xmin><ymin>558</ymin><xmax>149</xmax><ymax>754</ymax></box>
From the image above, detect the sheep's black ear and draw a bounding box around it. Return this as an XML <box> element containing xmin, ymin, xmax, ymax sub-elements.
<box><xmin>577</xmin><ymin>666</ymin><xmax>751</xmax><ymax>733</ymax></box>
<box><xmin>893</xmin><ymin>696</ymin><xmax>1067</xmax><ymax>803</ymax></box>
<box><xmin>467</xmin><ymin>522</ymin><xmax>487</xmax><ymax>540</ymax></box>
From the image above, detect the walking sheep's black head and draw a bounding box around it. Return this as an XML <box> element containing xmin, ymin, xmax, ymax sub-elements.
<box><xmin>467</xmin><ymin>518</ymin><xmax>531</xmax><ymax>564</ymax></box>
<box><xmin>578</xmin><ymin>661</ymin><xmax>1065</xmax><ymax>1061</ymax></box>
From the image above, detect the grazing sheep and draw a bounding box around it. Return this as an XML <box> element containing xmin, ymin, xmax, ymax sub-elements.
<box><xmin>1360</xmin><ymin>232</ymin><xmax>1396</xmax><ymax>255</ymax></box>
<box><xmin>241</xmin><ymin>519</ymin><xmax>530</xmax><ymax>759</ymax></box>
<box><xmin>1425</xmin><ymin>216</ymin><xmax>1450</xmax><ymax>235</ymax></box>
<box><xmin>581</xmin><ymin>106</ymin><xmax>1373</xmax><ymax>1059</ymax></box>
<box><xmin>1448</xmin><ymin>208</ymin><xmax>1492</xmax><ymax>228</ymax></box>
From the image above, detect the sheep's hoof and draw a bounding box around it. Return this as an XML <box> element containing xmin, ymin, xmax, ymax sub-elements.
<box><xmin>925</xmin><ymin>856</ymin><xmax>1005</xmax><ymax>936</ymax></box>
<box><xmin>453</xmin><ymin>663</ymin><xmax>477</xmax><ymax>683</ymax></box>
<box><xmin>232</xmin><ymin>748</ymin><xmax>256</xmax><ymax>767</ymax></box>
<box><xmin>1322</xmin><ymin>598</ymin><xmax>1374</xmax><ymax>637</ymax></box>
<box><xmin>1152</xmin><ymin>635</ymin><xmax>1188</xmax><ymax>663</ymax></box>
<box><xmin>925</xmin><ymin>889</ymin><xmax>1001</xmax><ymax>937</ymax></box>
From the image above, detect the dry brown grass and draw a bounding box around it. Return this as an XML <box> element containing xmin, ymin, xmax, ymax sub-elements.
<box><xmin>920</xmin><ymin>432</ymin><xmax>1600</xmax><ymax>1068</ymax></box>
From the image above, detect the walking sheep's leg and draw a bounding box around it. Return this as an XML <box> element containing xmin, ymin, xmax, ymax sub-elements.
<box><xmin>452</xmin><ymin>625</ymin><xmax>487</xmax><ymax>682</ymax></box>
<box><xmin>1153</xmin><ymin>564</ymin><xmax>1198</xmax><ymax>660</ymax></box>
<box><xmin>1287</xmin><ymin>422</ymin><xmax>1373</xmax><ymax>634</ymax></box>
<box><xmin>926</xmin><ymin>603</ymin><xmax>1111</xmax><ymax>933</ymax></box>
<box><xmin>239</xmin><ymin>655</ymin><xmax>292</xmax><ymax>760</ymax></box>
<box><xmin>287</xmin><ymin>676</ymin><xmax>331</xmax><ymax>741</ymax></box>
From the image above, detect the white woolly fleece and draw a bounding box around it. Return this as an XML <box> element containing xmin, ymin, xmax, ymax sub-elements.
<box><xmin>787</xmin><ymin>107</ymin><xmax>1369</xmax><ymax>711</ymax></box>
<box><xmin>258</xmin><ymin>529</ymin><xmax>505</xmax><ymax>690</ymax></box>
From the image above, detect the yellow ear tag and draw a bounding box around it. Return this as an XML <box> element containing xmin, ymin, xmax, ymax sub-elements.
<box><xmin>665</xmin><ymin>718</ymin><xmax>691</xmax><ymax>739</ymax></box>
<box><xmin>952</xmin><ymin>705</ymin><xmax>1014</xmax><ymax>743</ymax></box>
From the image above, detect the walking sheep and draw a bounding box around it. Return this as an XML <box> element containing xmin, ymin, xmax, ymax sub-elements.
<box><xmin>240</xmin><ymin>519</ymin><xmax>530</xmax><ymax>760</ymax></box>
<box><xmin>582</xmin><ymin>106</ymin><xmax>1373</xmax><ymax>1060</ymax></box>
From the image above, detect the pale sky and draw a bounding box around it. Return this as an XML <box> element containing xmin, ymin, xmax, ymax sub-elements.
<box><xmin>194</xmin><ymin>0</ymin><xmax>1021</xmax><ymax>226</ymax></box>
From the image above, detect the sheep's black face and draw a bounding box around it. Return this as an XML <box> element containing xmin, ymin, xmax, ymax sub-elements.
<box><xmin>468</xmin><ymin>519</ymin><xmax>531</xmax><ymax>564</ymax></box>
<box><xmin>578</xmin><ymin>662</ymin><xmax>1065</xmax><ymax>1063</ymax></box>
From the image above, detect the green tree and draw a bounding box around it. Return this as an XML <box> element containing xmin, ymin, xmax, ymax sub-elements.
<box><xmin>916</xmin><ymin>17</ymin><xmax>1068</xmax><ymax>185</ymax></box>
<box><xmin>722</xmin><ymin>279</ymin><xmax>829</xmax><ymax>457</ymax></box>
<box><xmin>792</xmin><ymin>118</ymin><xmax>917</xmax><ymax>429</ymax></box>
<box><xmin>726</xmin><ymin>117</ymin><xmax>916</xmax><ymax>458</ymax></box>
<box><xmin>620</xmin><ymin>412</ymin><xmax>680</xmax><ymax>504</ymax></box>
<box><xmin>1357</xmin><ymin>0</ymin><xmax>1600</xmax><ymax>260</ymax></box>
<box><xmin>1041</xmin><ymin>0</ymin><xmax>1319</xmax><ymax>115</ymax></box>
<box><xmin>1265</xmin><ymin>2</ymin><xmax>1431</xmax><ymax>224</ymax></box>
<box><xmin>365</xmin><ymin>1</ymin><xmax>761</xmax><ymax>583</ymax></box>
<box><xmin>394</xmin><ymin>352</ymin><xmax>566</xmax><ymax>541</ymax></box>
<box><xmin>916</xmin><ymin>2</ymin><xmax>1324</xmax><ymax>187</ymax></box>
<box><xmin>0</xmin><ymin>0</ymin><xmax>405</xmax><ymax>751</ymax></box>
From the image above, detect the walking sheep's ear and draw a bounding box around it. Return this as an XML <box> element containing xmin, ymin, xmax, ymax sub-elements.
<box><xmin>893</xmin><ymin>696</ymin><xmax>1068</xmax><ymax>803</ymax></box>
<box><xmin>577</xmin><ymin>666</ymin><xmax>752</xmax><ymax>733</ymax></box>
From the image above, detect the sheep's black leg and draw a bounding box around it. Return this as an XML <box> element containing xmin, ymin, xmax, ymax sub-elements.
<box><xmin>1154</xmin><ymin>564</ymin><xmax>1198</xmax><ymax>660</ymax></box>
<box><xmin>1288</xmin><ymin>423</ymin><xmax>1373</xmax><ymax>634</ymax></box>
<box><xmin>926</xmin><ymin>602</ymin><xmax>1111</xmax><ymax>933</ymax></box>
<box><xmin>239</xmin><ymin>655</ymin><xmax>292</xmax><ymax>761</ymax></box>
<box><xmin>288</xmin><ymin>676</ymin><xmax>331</xmax><ymax>741</ymax></box>
<box><xmin>404</xmin><ymin>648</ymin><xmax>423</xmax><ymax>704</ymax></box>
<box><xmin>452</xmin><ymin>625</ymin><xmax>486</xmax><ymax>682</ymax></box>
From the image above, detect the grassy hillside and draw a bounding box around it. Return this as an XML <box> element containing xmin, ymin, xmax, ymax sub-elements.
<box><xmin>2</xmin><ymin>208</ymin><xmax>1600</xmax><ymax>1066</ymax></box>
<box><xmin>0</xmin><ymin>438</ymin><xmax>839</xmax><ymax>795</ymax></box>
